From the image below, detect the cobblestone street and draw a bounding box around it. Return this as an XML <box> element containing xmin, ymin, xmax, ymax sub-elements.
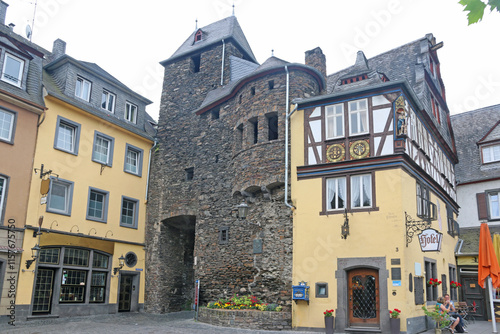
<box><xmin>0</xmin><ymin>311</ymin><xmax>495</xmax><ymax>334</ymax></box>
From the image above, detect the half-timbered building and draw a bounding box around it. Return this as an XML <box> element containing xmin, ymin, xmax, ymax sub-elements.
<box><xmin>290</xmin><ymin>34</ymin><xmax>459</xmax><ymax>333</ymax></box>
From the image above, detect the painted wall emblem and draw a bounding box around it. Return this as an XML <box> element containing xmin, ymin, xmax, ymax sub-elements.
<box><xmin>395</xmin><ymin>95</ymin><xmax>408</xmax><ymax>136</ymax></box>
<box><xmin>349</xmin><ymin>140</ymin><xmax>370</xmax><ymax>159</ymax></box>
<box><xmin>326</xmin><ymin>143</ymin><xmax>345</xmax><ymax>163</ymax></box>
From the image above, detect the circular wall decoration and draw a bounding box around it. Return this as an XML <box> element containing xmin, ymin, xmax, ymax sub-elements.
<box><xmin>125</xmin><ymin>252</ymin><xmax>137</xmax><ymax>267</ymax></box>
<box><xmin>349</xmin><ymin>140</ymin><xmax>370</xmax><ymax>159</ymax></box>
<box><xmin>326</xmin><ymin>144</ymin><xmax>345</xmax><ymax>163</ymax></box>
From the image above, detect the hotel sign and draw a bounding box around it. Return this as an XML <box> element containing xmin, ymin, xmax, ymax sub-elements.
<box><xmin>418</xmin><ymin>228</ymin><xmax>442</xmax><ymax>252</ymax></box>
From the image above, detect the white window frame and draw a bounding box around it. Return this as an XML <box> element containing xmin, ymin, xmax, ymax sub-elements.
<box><xmin>120</xmin><ymin>196</ymin><xmax>138</xmax><ymax>229</ymax></box>
<box><xmin>125</xmin><ymin>102</ymin><xmax>138</xmax><ymax>123</ymax></box>
<box><xmin>417</xmin><ymin>183</ymin><xmax>431</xmax><ymax>219</ymax></box>
<box><xmin>0</xmin><ymin>109</ymin><xmax>15</xmax><ymax>143</ymax></box>
<box><xmin>0</xmin><ymin>175</ymin><xmax>7</xmax><ymax>223</ymax></box>
<box><xmin>326</xmin><ymin>103</ymin><xmax>344</xmax><ymax>139</ymax></box>
<box><xmin>482</xmin><ymin>144</ymin><xmax>500</xmax><ymax>164</ymax></box>
<box><xmin>47</xmin><ymin>178</ymin><xmax>74</xmax><ymax>216</ymax></box>
<box><xmin>54</xmin><ymin>116</ymin><xmax>81</xmax><ymax>155</ymax></box>
<box><xmin>348</xmin><ymin>99</ymin><xmax>369</xmax><ymax>136</ymax></box>
<box><xmin>101</xmin><ymin>90</ymin><xmax>116</xmax><ymax>113</ymax></box>
<box><xmin>86</xmin><ymin>187</ymin><xmax>109</xmax><ymax>223</ymax></box>
<box><xmin>351</xmin><ymin>174</ymin><xmax>372</xmax><ymax>209</ymax></box>
<box><xmin>1</xmin><ymin>53</ymin><xmax>24</xmax><ymax>87</ymax></box>
<box><xmin>326</xmin><ymin>177</ymin><xmax>346</xmax><ymax>211</ymax></box>
<box><xmin>124</xmin><ymin>144</ymin><xmax>143</xmax><ymax>177</ymax></box>
<box><xmin>488</xmin><ymin>191</ymin><xmax>500</xmax><ymax>220</ymax></box>
<box><xmin>92</xmin><ymin>131</ymin><xmax>114</xmax><ymax>166</ymax></box>
<box><xmin>75</xmin><ymin>76</ymin><xmax>91</xmax><ymax>101</ymax></box>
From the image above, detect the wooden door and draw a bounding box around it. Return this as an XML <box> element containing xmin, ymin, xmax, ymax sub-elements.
<box><xmin>461</xmin><ymin>275</ymin><xmax>486</xmax><ymax>320</ymax></box>
<box><xmin>348</xmin><ymin>268</ymin><xmax>380</xmax><ymax>327</ymax></box>
<box><xmin>118</xmin><ymin>274</ymin><xmax>133</xmax><ymax>312</ymax></box>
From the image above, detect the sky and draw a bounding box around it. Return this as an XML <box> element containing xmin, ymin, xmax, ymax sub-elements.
<box><xmin>5</xmin><ymin>0</ymin><xmax>500</xmax><ymax>121</ymax></box>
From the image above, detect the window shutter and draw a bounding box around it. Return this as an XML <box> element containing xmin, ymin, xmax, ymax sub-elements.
<box><xmin>441</xmin><ymin>274</ymin><xmax>447</xmax><ymax>296</ymax></box>
<box><xmin>414</xmin><ymin>276</ymin><xmax>424</xmax><ymax>305</ymax></box>
<box><xmin>477</xmin><ymin>193</ymin><xmax>488</xmax><ymax>220</ymax></box>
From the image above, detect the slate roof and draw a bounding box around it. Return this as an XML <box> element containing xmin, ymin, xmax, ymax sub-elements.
<box><xmin>450</xmin><ymin>104</ymin><xmax>500</xmax><ymax>185</ymax></box>
<box><xmin>230</xmin><ymin>55</ymin><xmax>258</xmax><ymax>82</ymax></box>
<box><xmin>161</xmin><ymin>16</ymin><xmax>257</xmax><ymax>66</ymax></box>
<box><xmin>457</xmin><ymin>225</ymin><xmax>500</xmax><ymax>255</ymax></box>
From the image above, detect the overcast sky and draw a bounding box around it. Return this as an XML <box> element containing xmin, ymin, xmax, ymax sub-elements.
<box><xmin>6</xmin><ymin>0</ymin><xmax>500</xmax><ymax>121</ymax></box>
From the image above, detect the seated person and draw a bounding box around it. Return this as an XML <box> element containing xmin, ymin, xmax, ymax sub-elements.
<box><xmin>444</xmin><ymin>293</ymin><xmax>466</xmax><ymax>331</ymax></box>
<box><xmin>437</xmin><ymin>296</ymin><xmax>460</xmax><ymax>333</ymax></box>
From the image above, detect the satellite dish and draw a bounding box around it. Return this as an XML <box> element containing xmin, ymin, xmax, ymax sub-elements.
<box><xmin>26</xmin><ymin>25</ymin><xmax>32</xmax><ymax>39</ymax></box>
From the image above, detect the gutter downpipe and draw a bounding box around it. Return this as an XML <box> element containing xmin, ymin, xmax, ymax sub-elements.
<box><xmin>284</xmin><ymin>65</ymin><xmax>297</xmax><ymax>210</ymax></box>
<box><xmin>145</xmin><ymin>140</ymin><xmax>158</xmax><ymax>202</ymax></box>
<box><xmin>221</xmin><ymin>39</ymin><xmax>225</xmax><ymax>86</ymax></box>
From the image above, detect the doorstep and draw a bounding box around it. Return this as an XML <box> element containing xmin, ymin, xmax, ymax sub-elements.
<box><xmin>27</xmin><ymin>314</ymin><xmax>59</xmax><ymax>321</ymax></box>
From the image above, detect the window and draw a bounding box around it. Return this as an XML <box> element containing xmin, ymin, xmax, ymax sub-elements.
<box><xmin>90</xmin><ymin>272</ymin><xmax>107</xmax><ymax>303</ymax></box>
<box><xmin>249</xmin><ymin>117</ymin><xmax>258</xmax><ymax>144</ymax></box>
<box><xmin>268</xmin><ymin>80</ymin><xmax>274</xmax><ymax>90</ymax></box>
<box><xmin>120</xmin><ymin>196</ymin><xmax>138</xmax><ymax>228</ymax></box>
<box><xmin>449</xmin><ymin>266</ymin><xmax>458</xmax><ymax>301</ymax></box>
<box><xmin>0</xmin><ymin>109</ymin><xmax>15</xmax><ymax>143</ymax></box>
<box><xmin>425</xmin><ymin>259</ymin><xmax>437</xmax><ymax>301</ymax></box>
<box><xmin>0</xmin><ymin>176</ymin><xmax>7</xmax><ymax>222</ymax></box>
<box><xmin>211</xmin><ymin>108</ymin><xmax>219</xmax><ymax>120</ymax></box>
<box><xmin>191</xmin><ymin>55</ymin><xmax>201</xmax><ymax>73</ymax></box>
<box><xmin>326</xmin><ymin>103</ymin><xmax>344</xmax><ymax>139</ymax></box>
<box><xmin>1</xmin><ymin>53</ymin><xmax>24</xmax><ymax>87</ymax></box>
<box><xmin>482</xmin><ymin>144</ymin><xmax>500</xmax><ymax>164</ymax></box>
<box><xmin>125</xmin><ymin>102</ymin><xmax>137</xmax><ymax>123</ymax></box>
<box><xmin>60</xmin><ymin>269</ymin><xmax>86</xmax><ymax>303</ymax></box>
<box><xmin>124</xmin><ymin>144</ymin><xmax>143</xmax><ymax>176</ymax></box>
<box><xmin>47</xmin><ymin>178</ymin><xmax>74</xmax><ymax>216</ymax></box>
<box><xmin>315</xmin><ymin>282</ymin><xmax>328</xmax><ymax>298</ymax></box>
<box><xmin>86</xmin><ymin>188</ymin><xmax>109</xmax><ymax>223</ymax></box>
<box><xmin>194</xmin><ymin>29</ymin><xmax>202</xmax><ymax>42</ymax></box>
<box><xmin>351</xmin><ymin>174</ymin><xmax>372</xmax><ymax>208</ymax></box>
<box><xmin>185</xmin><ymin>167</ymin><xmax>194</xmax><ymax>181</ymax></box>
<box><xmin>326</xmin><ymin>177</ymin><xmax>346</xmax><ymax>210</ymax></box>
<box><xmin>125</xmin><ymin>252</ymin><xmax>137</xmax><ymax>267</ymax></box>
<box><xmin>92</xmin><ymin>132</ymin><xmax>114</xmax><ymax>166</ymax></box>
<box><xmin>101</xmin><ymin>90</ymin><xmax>115</xmax><ymax>112</ymax></box>
<box><xmin>348</xmin><ymin>99</ymin><xmax>368</xmax><ymax>135</ymax></box>
<box><xmin>54</xmin><ymin>116</ymin><xmax>81</xmax><ymax>155</ymax></box>
<box><xmin>417</xmin><ymin>183</ymin><xmax>430</xmax><ymax>219</ymax></box>
<box><xmin>489</xmin><ymin>191</ymin><xmax>500</xmax><ymax>220</ymax></box>
<box><xmin>75</xmin><ymin>76</ymin><xmax>91</xmax><ymax>101</ymax></box>
<box><xmin>267</xmin><ymin>113</ymin><xmax>278</xmax><ymax>140</ymax></box>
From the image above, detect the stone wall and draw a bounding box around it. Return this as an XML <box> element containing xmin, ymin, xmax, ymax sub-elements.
<box><xmin>198</xmin><ymin>307</ymin><xmax>292</xmax><ymax>331</ymax></box>
<box><xmin>146</xmin><ymin>37</ymin><xmax>322</xmax><ymax>313</ymax></box>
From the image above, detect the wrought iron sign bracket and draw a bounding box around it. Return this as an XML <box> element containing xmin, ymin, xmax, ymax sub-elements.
<box><xmin>405</xmin><ymin>212</ymin><xmax>431</xmax><ymax>247</ymax></box>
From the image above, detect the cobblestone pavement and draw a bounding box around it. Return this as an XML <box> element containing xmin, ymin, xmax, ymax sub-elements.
<box><xmin>0</xmin><ymin>311</ymin><xmax>495</xmax><ymax>334</ymax></box>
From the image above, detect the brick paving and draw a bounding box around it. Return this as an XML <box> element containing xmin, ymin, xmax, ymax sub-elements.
<box><xmin>0</xmin><ymin>311</ymin><xmax>496</xmax><ymax>334</ymax></box>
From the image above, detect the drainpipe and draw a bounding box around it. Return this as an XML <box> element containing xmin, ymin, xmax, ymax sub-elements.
<box><xmin>145</xmin><ymin>140</ymin><xmax>158</xmax><ymax>202</ymax></box>
<box><xmin>221</xmin><ymin>39</ymin><xmax>225</xmax><ymax>86</ymax></box>
<box><xmin>284</xmin><ymin>66</ymin><xmax>297</xmax><ymax>210</ymax></box>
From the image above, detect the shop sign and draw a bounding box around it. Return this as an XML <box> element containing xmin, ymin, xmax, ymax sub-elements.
<box><xmin>418</xmin><ymin>228</ymin><xmax>442</xmax><ymax>252</ymax></box>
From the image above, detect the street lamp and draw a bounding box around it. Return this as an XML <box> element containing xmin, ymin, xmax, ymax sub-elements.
<box><xmin>113</xmin><ymin>254</ymin><xmax>126</xmax><ymax>275</ymax></box>
<box><xmin>25</xmin><ymin>244</ymin><xmax>41</xmax><ymax>269</ymax></box>
<box><xmin>237</xmin><ymin>201</ymin><xmax>249</xmax><ymax>219</ymax></box>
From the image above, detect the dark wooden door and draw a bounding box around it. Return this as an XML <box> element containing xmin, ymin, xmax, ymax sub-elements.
<box><xmin>461</xmin><ymin>275</ymin><xmax>486</xmax><ymax>320</ymax></box>
<box><xmin>348</xmin><ymin>268</ymin><xmax>380</xmax><ymax>327</ymax></box>
<box><xmin>32</xmin><ymin>268</ymin><xmax>55</xmax><ymax>314</ymax></box>
<box><xmin>118</xmin><ymin>274</ymin><xmax>133</xmax><ymax>312</ymax></box>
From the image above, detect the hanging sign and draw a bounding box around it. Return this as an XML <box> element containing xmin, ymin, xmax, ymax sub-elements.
<box><xmin>418</xmin><ymin>228</ymin><xmax>442</xmax><ymax>252</ymax></box>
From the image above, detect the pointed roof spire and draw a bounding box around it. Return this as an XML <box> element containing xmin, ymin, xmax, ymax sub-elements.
<box><xmin>271</xmin><ymin>49</ymin><xmax>274</xmax><ymax>57</ymax></box>
<box><xmin>232</xmin><ymin>2</ymin><xmax>235</xmax><ymax>16</ymax></box>
<box><xmin>195</xmin><ymin>18</ymin><xmax>198</xmax><ymax>30</ymax></box>
<box><xmin>353</xmin><ymin>51</ymin><xmax>370</xmax><ymax>72</ymax></box>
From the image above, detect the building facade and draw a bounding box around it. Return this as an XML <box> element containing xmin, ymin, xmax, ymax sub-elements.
<box><xmin>0</xmin><ymin>1</ymin><xmax>46</xmax><ymax>320</ymax></box>
<box><xmin>452</xmin><ymin>104</ymin><xmax>500</xmax><ymax>321</ymax></box>
<box><xmin>290</xmin><ymin>35</ymin><xmax>459</xmax><ymax>333</ymax></box>
<box><xmin>16</xmin><ymin>39</ymin><xmax>155</xmax><ymax>320</ymax></box>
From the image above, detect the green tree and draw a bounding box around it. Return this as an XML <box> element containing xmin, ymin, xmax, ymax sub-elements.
<box><xmin>459</xmin><ymin>0</ymin><xmax>500</xmax><ymax>24</ymax></box>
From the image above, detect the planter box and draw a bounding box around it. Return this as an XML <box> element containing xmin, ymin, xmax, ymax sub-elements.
<box><xmin>198</xmin><ymin>307</ymin><xmax>292</xmax><ymax>331</ymax></box>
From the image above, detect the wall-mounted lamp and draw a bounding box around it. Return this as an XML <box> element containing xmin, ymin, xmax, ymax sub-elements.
<box><xmin>25</xmin><ymin>244</ymin><xmax>41</xmax><ymax>269</ymax></box>
<box><xmin>113</xmin><ymin>254</ymin><xmax>125</xmax><ymax>275</ymax></box>
<box><xmin>341</xmin><ymin>208</ymin><xmax>349</xmax><ymax>239</ymax></box>
<box><xmin>33</xmin><ymin>216</ymin><xmax>44</xmax><ymax>237</ymax></box>
<box><xmin>237</xmin><ymin>200</ymin><xmax>249</xmax><ymax>219</ymax></box>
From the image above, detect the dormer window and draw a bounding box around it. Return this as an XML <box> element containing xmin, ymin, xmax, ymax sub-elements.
<box><xmin>75</xmin><ymin>76</ymin><xmax>91</xmax><ymax>101</ymax></box>
<box><xmin>340</xmin><ymin>74</ymin><xmax>368</xmax><ymax>85</ymax></box>
<box><xmin>194</xmin><ymin>30</ymin><xmax>203</xmax><ymax>42</ymax></box>
<box><xmin>1</xmin><ymin>53</ymin><xmax>24</xmax><ymax>87</ymax></box>
<box><xmin>482</xmin><ymin>143</ymin><xmax>500</xmax><ymax>164</ymax></box>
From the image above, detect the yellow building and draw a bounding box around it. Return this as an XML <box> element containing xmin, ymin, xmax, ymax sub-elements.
<box><xmin>290</xmin><ymin>36</ymin><xmax>459</xmax><ymax>333</ymax></box>
<box><xmin>16</xmin><ymin>40</ymin><xmax>155</xmax><ymax>320</ymax></box>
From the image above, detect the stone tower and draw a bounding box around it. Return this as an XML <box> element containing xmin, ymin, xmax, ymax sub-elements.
<box><xmin>145</xmin><ymin>16</ymin><xmax>325</xmax><ymax>313</ymax></box>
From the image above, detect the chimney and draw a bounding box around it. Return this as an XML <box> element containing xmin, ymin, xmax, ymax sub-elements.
<box><xmin>7</xmin><ymin>22</ymin><xmax>14</xmax><ymax>30</ymax></box>
<box><xmin>305</xmin><ymin>47</ymin><xmax>326</xmax><ymax>80</ymax></box>
<box><xmin>0</xmin><ymin>1</ymin><xmax>8</xmax><ymax>26</ymax></box>
<box><xmin>52</xmin><ymin>39</ymin><xmax>66</xmax><ymax>59</ymax></box>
